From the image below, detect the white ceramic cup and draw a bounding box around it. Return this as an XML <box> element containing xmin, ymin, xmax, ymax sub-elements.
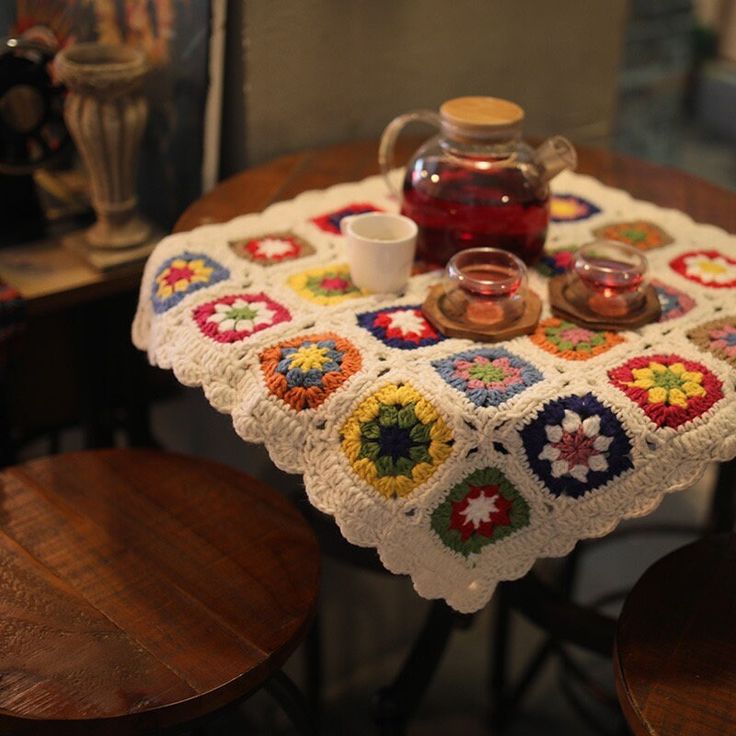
<box><xmin>341</xmin><ymin>212</ymin><xmax>417</xmax><ymax>293</ymax></box>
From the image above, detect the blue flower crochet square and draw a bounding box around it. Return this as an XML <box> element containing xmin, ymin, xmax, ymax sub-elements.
<box><xmin>433</xmin><ymin>348</ymin><xmax>543</xmax><ymax>407</ymax></box>
<box><xmin>151</xmin><ymin>252</ymin><xmax>230</xmax><ymax>313</ymax></box>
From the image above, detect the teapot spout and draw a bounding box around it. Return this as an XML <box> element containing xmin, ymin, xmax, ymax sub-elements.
<box><xmin>536</xmin><ymin>136</ymin><xmax>577</xmax><ymax>182</ymax></box>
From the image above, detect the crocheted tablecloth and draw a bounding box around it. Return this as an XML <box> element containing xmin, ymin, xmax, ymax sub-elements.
<box><xmin>133</xmin><ymin>170</ymin><xmax>736</xmax><ymax>613</ymax></box>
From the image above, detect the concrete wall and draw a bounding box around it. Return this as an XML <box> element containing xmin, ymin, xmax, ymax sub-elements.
<box><xmin>221</xmin><ymin>0</ymin><xmax>629</xmax><ymax>176</ymax></box>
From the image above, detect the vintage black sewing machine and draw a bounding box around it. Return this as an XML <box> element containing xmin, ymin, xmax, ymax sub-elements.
<box><xmin>0</xmin><ymin>35</ymin><xmax>91</xmax><ymax>246</ymax></box>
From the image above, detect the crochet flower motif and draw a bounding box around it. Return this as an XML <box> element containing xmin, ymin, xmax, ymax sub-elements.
<box><xmin>288</xmin><ymin>264</ymin><xmax>362</xmax><ymax>305</ymax></box>
<box><xmin>152</xmin><ymin>253</ymin><xmax>229</xmax><ymax>313</ymax></box>
<box><xmin>538</xmin><ymin>411</ymin><xmax>611</xmax><ymax>482</ymax></box>
<box><xmin>531</xmin><ymin>318</ymin><xmax>624</xmax><ymax>361</ymax></box>
<box><xmin>521</xmin><ymin>393</ymin><xmax>633</xmax><ymax>498</ymax></box>
<box><xmin>624</xmin><ymin>362</ymin><xmax>704</xmax><ymax>406</ymax></box>
<box><xmin>357</xmin><ymin>305</ymin><xmax>444</xmax><ymax>350</ymax></box>
<box><xmin>312</xmin><ymin>203</ymin><xmax>382</xmax><ymax>234</ymax></box>
<box><xmin>609</xmin><ymin>355</ymin><xmax>723</xmax><ymax>429</ymax></box>
<box><xmin>535</xmin><ymin>244</ymin><xmax>579</xmax><ymax>277</ymax></box>
<box><xmin>341</xmin><ymin>383</ymin><xmax>453</xmax><ymax>499</ymax></box>
<box><xmin>688</xmin><ymin>317</ymin><xmax>736</xmax><ymax>368</ymax></box>
<box><xmin>431</xmin><ymin>467</ymin><xmax>530</xmax><ymax>557</ymax></box>
<box><xmin>550</xmin><ymin>194</ymin><xmax>600</xmax><ymax>222</ymax></box>
<box><xmin>432</xmin><ymin>348</ymin><xmax>543</xmax><ymax>407</ymax></box>
<box><xmin>670</xmin><ymin>250</ymin><xmax>736</xmax><ymax>288</ymax></box>
<box><xmin>709</xmin><ymin>324</ymin><xmax>736</xmax><ymax>358</ymax></box>
<box><xmin>593</xmin><ymin>220</ymin><xmax>673</xmax><ymax>250</ymax></box>
<box><xmin>260</xmin><ymin>333</ymin><xmax>361</xmax><ymax>411</ymax></box>
<box><xmin>650</xmin><ymin>279</ymin><xmax>696</xmax><ymax>322</ymax></box>
<box><xmin>229</xmin><ymin>232</ymin><xmax>315</xmax><ymax>265</ymax></box>
<box><xmin>193</xmin><ymin>293</ymin><xmax>290</xmax><ymax>343</ymax></box>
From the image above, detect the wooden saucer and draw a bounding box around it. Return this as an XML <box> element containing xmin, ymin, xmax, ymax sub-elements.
<box><xmin>548</xmin><ymin>275</ymin><xmax>661</xmax><ymax>331</ymax></box>
<box><xmin>422</xmin><ymin>284</ymin><xmax>541</xmax><ymax>342</ymax></box>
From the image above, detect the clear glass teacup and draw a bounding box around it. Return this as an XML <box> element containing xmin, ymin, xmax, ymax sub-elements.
<box><xmin>440</xmin><ymin>247</ymin><xmax>528</xmax><ymax>326</ymax></box>
<box><xmin>566</xmin><ymin>240</ymin><xmax>648</xmax><ymax>317</ymax></box>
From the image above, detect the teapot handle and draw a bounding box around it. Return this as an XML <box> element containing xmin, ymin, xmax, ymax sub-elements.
<box><xmin>379</xmin><ymin>110</ymin><xmax>441</xmax><ymax>200</ymax></box>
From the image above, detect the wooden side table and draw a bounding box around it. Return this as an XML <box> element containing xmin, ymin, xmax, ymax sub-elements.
<box><xmin>0</xmin><ymin>449</ymin><xmax>320</xmax><ymax>735</ymax></box>
<box><xmin>0</xmin><ymin>223</ymin><xmax>166</xmax><ymax>465</ymax></box>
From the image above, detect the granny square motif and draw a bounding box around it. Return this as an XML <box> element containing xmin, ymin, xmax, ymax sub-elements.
<box><xmin>357</xmin><ymin>305</ymin><xmax>444</xmax><ymax>350</ymax></box>
<box><xmin>152</xmin><ymin>252</ymin><xmax>229</xmax><ymax>313</ymax></box>
<box><xmin>521</xmin><ymin>393</ymin><xmax>634</xmax><ymax>498</ymax></box>
<box><xmin>229</xmin><ymin>232</ymin><xmax>316</xmax><ymax>265</ymax></box>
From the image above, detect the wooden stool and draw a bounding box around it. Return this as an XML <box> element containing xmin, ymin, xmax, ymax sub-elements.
<box><xmin>614</xmin><ymin>534</ymin><xmax>736</xmax><ymax>736</ymax></box>
<box><xmin>489</xmin><ymin>459</ymin><xmax>736</xmax><ymax>733</ymax></box>
<box><xmin>0</xmin><ymin>449</ymin><xmax>320</xmax><ymax>735</ymax></box>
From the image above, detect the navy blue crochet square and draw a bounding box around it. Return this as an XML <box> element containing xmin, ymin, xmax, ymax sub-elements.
<box><xmin>432</xmin><ymin>348</ymin><xmax>543</xmax><ymax>407</ymax></box>
<box><xmin>521</xmin><ymin>393</ymin><xmax>633</xmax><ymax>499</ymax></box>
<box><xmin>356</xmin><ymin>305</ymin><xmax>445</xmax><ymax>350</ymax></box>
<box><xmin>312</xmin><ymin>203</ymin><xmax>381</xmax><ymax>234</ymax></box>
<box><xmin>151</xmin><ymin>252</ymin><xmax>230</xmax><ymax>314</ymax></box>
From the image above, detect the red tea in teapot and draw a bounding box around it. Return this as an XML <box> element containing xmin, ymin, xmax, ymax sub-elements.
<box><xmin>379</xmin><ymin>97</ymin><xmax>576</xmax><ymax>267</ymax></box>
<box><xmin>401</xmin><ymin>161</ymin><xmax>549</xmax><ymax>267</ymax></box>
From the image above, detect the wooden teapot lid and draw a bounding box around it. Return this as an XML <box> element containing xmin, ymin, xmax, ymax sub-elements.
<box><xmin>440</xmin><ymin>96</ymin><xmax>524</xmax><ymax>140</ymax></box>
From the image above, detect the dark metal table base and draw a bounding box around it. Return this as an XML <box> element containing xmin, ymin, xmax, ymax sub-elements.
<box><xmin>304</xmin><ymin>458</ymin><xmax>735</xmax><ymax>736</ymax></box>
<box><xmin>373</xmin><ymin>600</ymin><xmax>473</xmax><ymax>736</ymax></box>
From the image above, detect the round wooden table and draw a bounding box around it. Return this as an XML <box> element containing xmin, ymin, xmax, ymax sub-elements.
<box><xmin>0</xmin><ymin>449</ymin><xmax>319</xmax><ymax>735</ymax></box>
<box><xmin>171</xmin><ymin>138</ymin><xmax>736</xmax><ymax>735</ymax></box>
<box><xmin>175</xmin><ymin>138</ymin><xmax>736</xmax><ymax>236</ymax></box>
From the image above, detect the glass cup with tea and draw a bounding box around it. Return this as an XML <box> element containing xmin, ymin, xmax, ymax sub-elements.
<box><xmin>566</xmin><ymin>240</ymin><xmax>648</xmax><ymax>318</ymax></box>
<box><xmin>440</xmin><ymin>247</ymin><xmax>528</xmax><ymax>327</ymax></box>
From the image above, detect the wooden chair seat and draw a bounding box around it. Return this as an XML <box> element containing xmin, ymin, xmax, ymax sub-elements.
<box><xmin>614</xmin><ymin>534</ymin><xmax>736</xmax><ymax>736</ymax></box>
<box><xmin>0</xmin><ymin>449</ymin><xmax>319</xmax><ymax>735</ymax></box>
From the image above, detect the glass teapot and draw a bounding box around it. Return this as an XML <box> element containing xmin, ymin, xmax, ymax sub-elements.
<box><xmin>379</xmin><ymin>96</ymin><xmax>577</xmax><ymax>266</ymax></box>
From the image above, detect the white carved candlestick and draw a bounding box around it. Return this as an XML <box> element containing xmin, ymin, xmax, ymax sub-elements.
<box><xmin>56</xmin><ymin>43</ymin><xmax>150</xmax><ymax>249</ymax></box>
